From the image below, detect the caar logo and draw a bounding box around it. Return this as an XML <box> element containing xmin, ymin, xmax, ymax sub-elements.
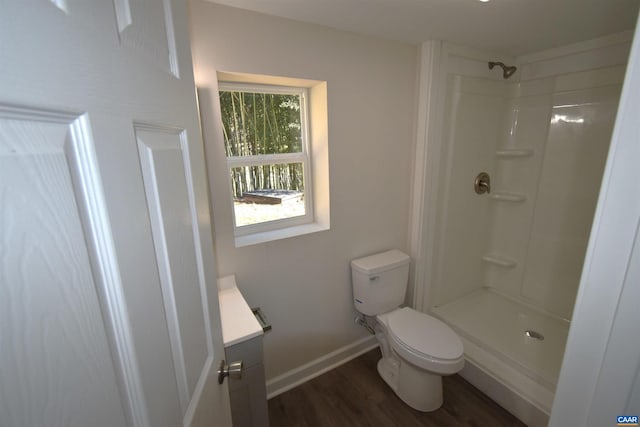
<box><xmin>617</xmin><ymin>415</ymin><xmax>639</xmax><ymax>426</ymax></box>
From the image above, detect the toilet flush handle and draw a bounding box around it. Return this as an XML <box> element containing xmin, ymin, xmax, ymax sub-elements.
<box><xmin>370</xmin><ymin>276</ymin><xmax>380</xmax><ymax>281</ymax></box>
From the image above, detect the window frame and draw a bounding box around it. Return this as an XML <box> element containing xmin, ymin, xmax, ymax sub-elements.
<box><xmin>218</xmin><ymin>82</ymin><xmax>314</xmax><ymax>237</ymax></box>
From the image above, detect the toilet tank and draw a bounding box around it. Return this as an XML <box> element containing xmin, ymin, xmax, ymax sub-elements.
<box><xmin>351</xmin><ymin>249</ymin><xmax>410</xmax><ymax>316</ymax></box>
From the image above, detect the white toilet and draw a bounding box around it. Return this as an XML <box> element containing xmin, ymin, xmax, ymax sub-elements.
<box><xmin>351</xmin><ymin>249</ymin><xmax>464</xmax><ymax>412</ymax></box>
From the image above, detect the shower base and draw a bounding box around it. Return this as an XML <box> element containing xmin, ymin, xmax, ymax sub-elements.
<box><xmin>432</xmin><ymin>288</ymin><xmax>569</xmax><ymax>422</ymax></box>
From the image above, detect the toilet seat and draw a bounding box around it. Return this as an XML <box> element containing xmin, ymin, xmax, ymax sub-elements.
<box><xmin>383</xmin><ymin>307</ymin><xmax>464</xmax><ymax>374</ymax></box>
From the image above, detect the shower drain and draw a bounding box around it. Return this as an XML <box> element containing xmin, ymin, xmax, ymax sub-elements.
<box><xmin>524</xmin><ymin>330</ymin><xmax>544</xmax><ymax>341</ymax></box>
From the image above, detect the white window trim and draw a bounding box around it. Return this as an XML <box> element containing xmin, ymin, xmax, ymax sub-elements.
<box><xmin>218</xmin><ymin>82</ymin><xmax>314</xmax><ymax>238</ymax></box>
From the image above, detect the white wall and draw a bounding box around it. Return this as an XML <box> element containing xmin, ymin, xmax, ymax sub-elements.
<box><xmin>189</xmin><ymin>0</ymin><xmax>417</xmax><ymax>383</ymax></box>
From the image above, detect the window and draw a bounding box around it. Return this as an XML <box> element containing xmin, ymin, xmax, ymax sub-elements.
<box><xmin>218</xmin><ymin>83</ymin><xmax>313</xmax><ymax>236</ymax></box>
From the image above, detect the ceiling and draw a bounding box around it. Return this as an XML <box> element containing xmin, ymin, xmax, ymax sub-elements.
<box><xmin>205</xmin><ymin>0</ymin><xmax>639</xmax><ymax>56</ymax></box>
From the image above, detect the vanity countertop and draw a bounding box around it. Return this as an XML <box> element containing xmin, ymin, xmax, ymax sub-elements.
<box><xmin>218</xmin><ymin>275</ymin><xmax>263</xmax><ymax>347</ymax></box>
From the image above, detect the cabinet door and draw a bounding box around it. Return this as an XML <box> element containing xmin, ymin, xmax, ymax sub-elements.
<box><xmin>227</xmin><ymin>338</ymin><xmax>269</xmax><ymax>427</ymax></box>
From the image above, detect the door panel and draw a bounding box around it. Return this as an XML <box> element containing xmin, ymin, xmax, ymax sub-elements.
<box><xmin>136</xmin><ymin>125</ymin><xmax>210</xmax><ymax>408</ymax></box>
<box><xmin>114</xmin><ymin>0</ymin><xmax>180</xmax><ymax>76</ymax></box>
<box><xmin>0</xmin><ymin>107</ymin><xmax>128</xmax><ymax>427</ymax></box>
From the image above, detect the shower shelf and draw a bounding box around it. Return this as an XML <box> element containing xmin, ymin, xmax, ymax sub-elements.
<box><xmin>496</xmin><ymin>148</ymin><xmax>534</xmax><ymax>158</ymax></box>
<box><xmin>482</xmin><ymin>254</ymin><xmax>518</xmax><ymax>268</ymax></box>
<box><xmin>490</xmin><ymin>192</ymin><xmax>526</xmax><ymax>202</ymax></box>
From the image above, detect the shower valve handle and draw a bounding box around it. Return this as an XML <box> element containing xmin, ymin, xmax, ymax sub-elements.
<box><xmin>475</xmin><ymin>172</ymin><xmax>491</xmax><ymax>194</ymax></box>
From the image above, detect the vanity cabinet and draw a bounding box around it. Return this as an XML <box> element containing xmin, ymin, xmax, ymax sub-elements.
<box><xmin>218</xmin><ymin>275</ymin><xmax>269</xmax><ymax>427</ymax></box>
<box><xmin>226</xmin><ymin>337</ymin><xmax>269</xmax><ymax>427</ymax></box>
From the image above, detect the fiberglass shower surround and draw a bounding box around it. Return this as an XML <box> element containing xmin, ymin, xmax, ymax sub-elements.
<box><xmin>429</xmin><ymin>63</ymin><xmax>624</xmax><ymax>414</ymax></box>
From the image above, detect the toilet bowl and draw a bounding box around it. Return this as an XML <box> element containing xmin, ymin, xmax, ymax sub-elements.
<box><xmin>375</xmin><ymin>307</ymin><xmax>464</xmax><ymax>411</ymax></box>
<box><xmin>351</xmin><ymin>249</ymin><xmax>464</xmax><ymax>412</ymax></box>
<box><xmin>380</xmin><ymin>307</ymin><xmax>464</xmax><ymax>375</ymax></box>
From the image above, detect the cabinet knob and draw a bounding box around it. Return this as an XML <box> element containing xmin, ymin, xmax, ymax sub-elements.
<box><xmin>217</xmin><ymin>360</ymin><xmax>243</xmax><ymax>384</ymax></box>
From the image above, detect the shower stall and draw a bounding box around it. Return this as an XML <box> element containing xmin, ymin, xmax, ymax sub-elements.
<box><xmin>413</xmin><ymin>37</ymin><xmax>632</xmax><ymax>425</ymax></box>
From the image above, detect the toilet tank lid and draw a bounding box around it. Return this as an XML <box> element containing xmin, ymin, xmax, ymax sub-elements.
<box><xmin>351</xmin><ymin>249</ymin><xmax>410</xmax><ymax>275</ymax></box>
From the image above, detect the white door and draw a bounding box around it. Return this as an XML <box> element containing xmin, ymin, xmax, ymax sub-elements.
<box><xmin>0</xmin><ymin>1</ymin><xmax>232</xmax><ymax>426</ymax></box>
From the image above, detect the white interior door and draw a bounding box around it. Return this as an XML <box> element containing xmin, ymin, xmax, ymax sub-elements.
<box><xmin>0</xmin><ymin>1</ymin><xmax>232</xmax><ymax>426</ymax></box>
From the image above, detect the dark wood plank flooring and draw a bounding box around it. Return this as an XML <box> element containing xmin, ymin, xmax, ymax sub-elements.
<box><xmin>268</xmin><ymin>348</ymin><xmax>526</xmax><ymax>426</ymax></box>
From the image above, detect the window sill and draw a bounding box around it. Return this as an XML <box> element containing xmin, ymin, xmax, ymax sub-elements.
<box><xmin>234</xmin><ymin>221</ymin><xmax>329</xmax><ymax>247</ymax></box>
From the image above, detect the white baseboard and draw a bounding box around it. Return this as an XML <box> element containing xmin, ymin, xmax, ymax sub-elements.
<box><xmin>266</xmin><ymin>335</ymin><xmax>379</xmax><ymax>399</ymax></box>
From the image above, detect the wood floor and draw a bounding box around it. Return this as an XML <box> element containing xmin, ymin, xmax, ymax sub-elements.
<box><xmin>268</xmin><ymin>349</ymin><xmax>526</xmax><ymax>426</ymax></box>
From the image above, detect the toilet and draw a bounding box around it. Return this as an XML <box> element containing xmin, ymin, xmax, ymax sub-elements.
<box><xmin>351</xmin><ymin>249</ymin><xmax>464</xmax><ymax>412</ymax></box>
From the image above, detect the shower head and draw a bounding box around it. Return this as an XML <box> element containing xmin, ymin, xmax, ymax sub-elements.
<box><xmin>488</xmin><ymin>61</ymin><xmax>517</xmax><ymax>79</ymax></box>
